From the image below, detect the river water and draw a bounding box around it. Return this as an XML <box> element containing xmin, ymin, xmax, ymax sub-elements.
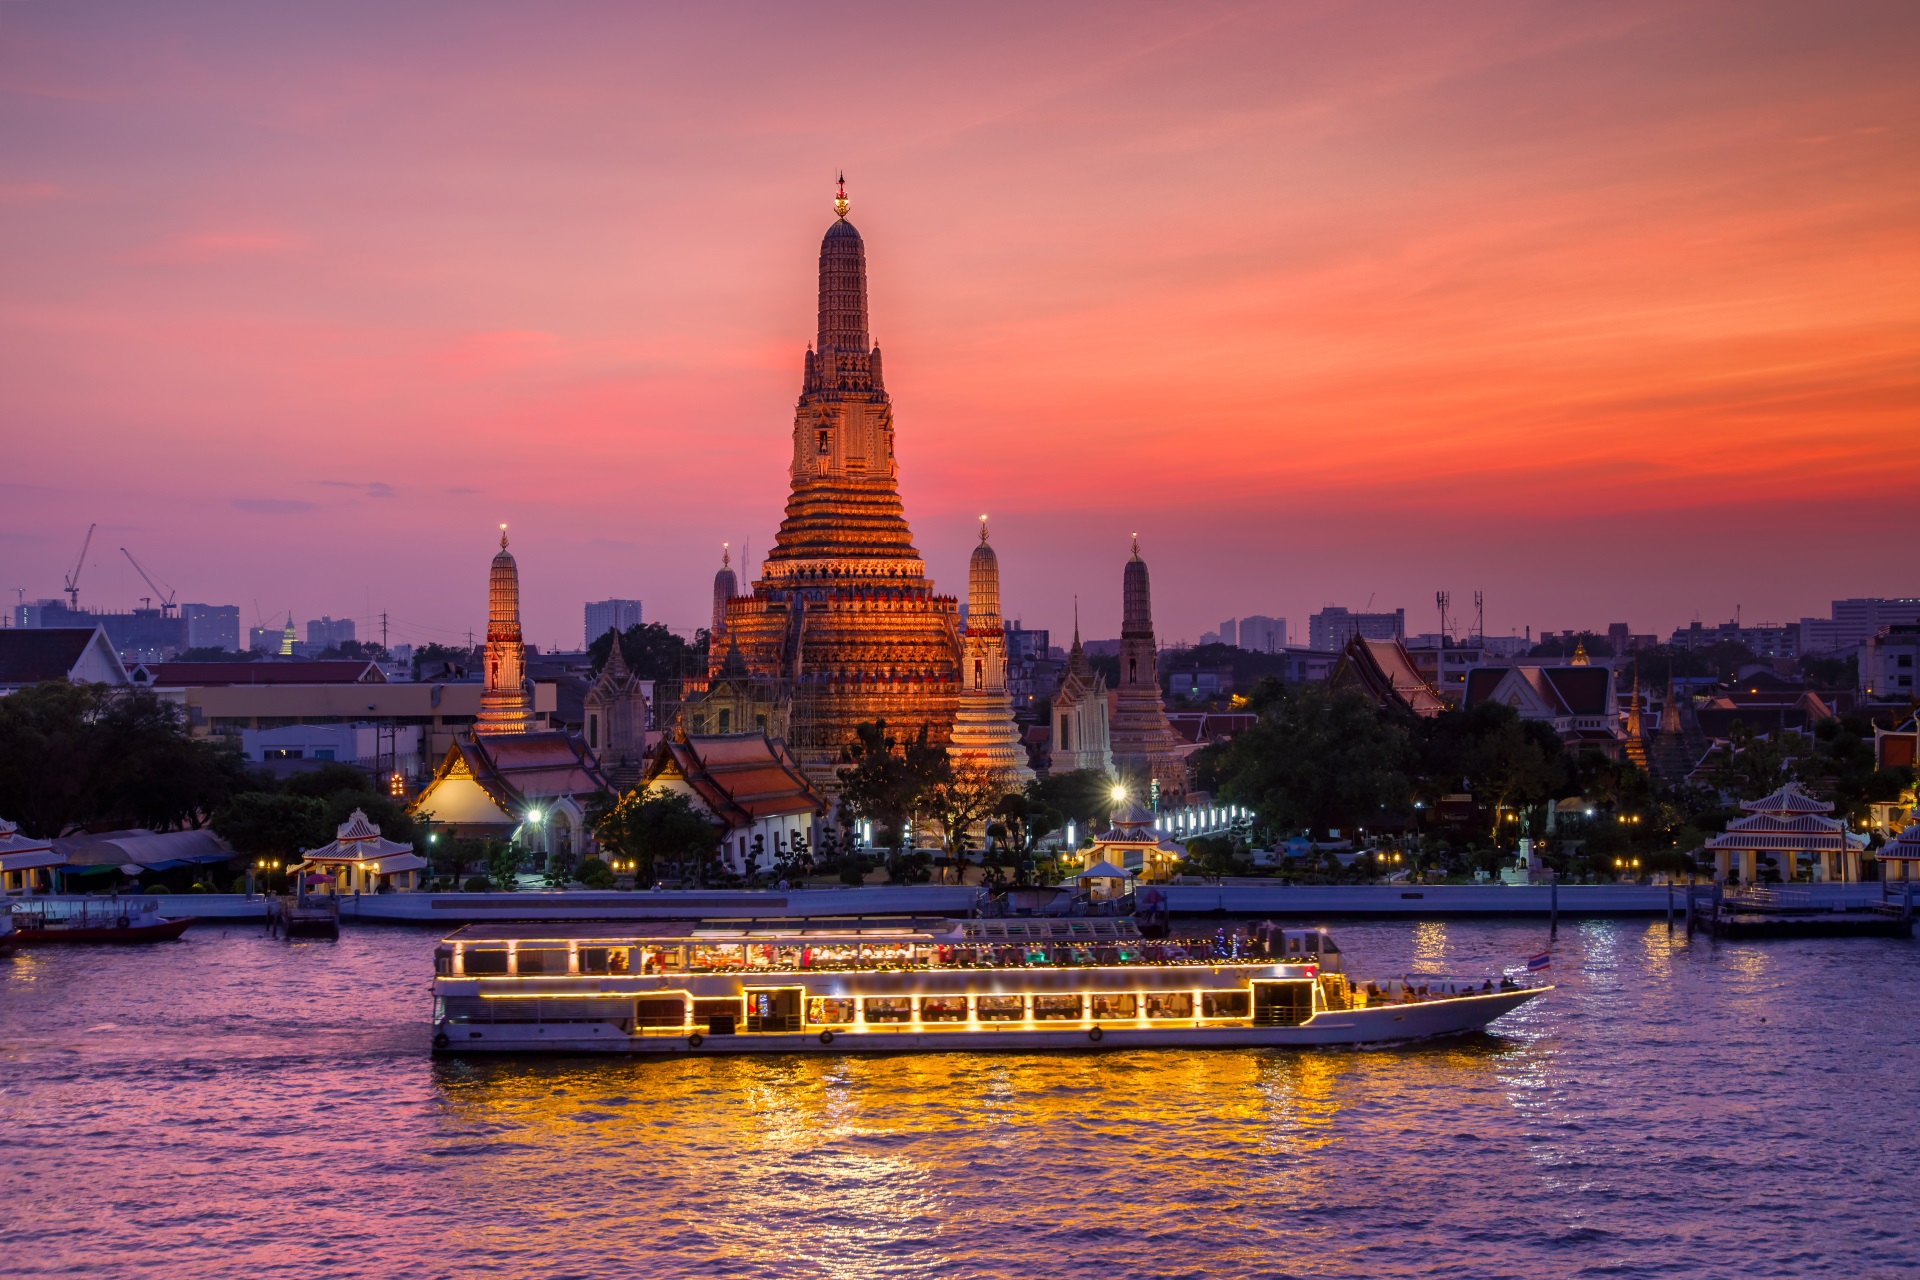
<box><xmin>2</xmin><ymin>917</ymin><xmax>1916</xmax><ymax>1279</ymax></box>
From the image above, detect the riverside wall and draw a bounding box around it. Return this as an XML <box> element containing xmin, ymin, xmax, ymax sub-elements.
<box><xmin>96</xmin><ymin>880</ymin><xmax>1901</xmax><ymax>925</ymax></box>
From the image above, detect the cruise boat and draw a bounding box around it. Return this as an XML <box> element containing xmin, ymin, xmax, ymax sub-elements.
<box><xmin>431</xmin><ymin>918</ymin><xmax>1547</xmax><ymax>1054</ymax></box>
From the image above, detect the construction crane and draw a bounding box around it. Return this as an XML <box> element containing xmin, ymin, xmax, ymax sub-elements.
<box><xmin>63</xmin><ymin>523</ymin><xmax>96</xmax><ymax>610</ymax></box>
<box><xmin>120</xmin><ymin>547</ymin><xmax>178</xmax><ymax>617</ymax></box>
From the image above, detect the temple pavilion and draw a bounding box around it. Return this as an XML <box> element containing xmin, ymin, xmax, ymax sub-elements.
<box><xmin>1074</xmin><ymin>799</ymin><xmax>1187</xmax><ymax>885</ymax></box>
<box><xmin>1879</xmin><ymin>820</ymin><xmax>1920</xmax><ymax>882</ymax></box>
<box><xmin>0</xmin><ymin>817</ymin><xmax>62</xmax><ymax>896</ymax></box>
<box><xmin>1703</xmin><ymin>783</ymin><xmax>1868</xmax><ymax>884</ymax></box>
<box><xmin>294</xmin><ymin>809</ymin><xmax>426</xmax><ymax>894</ymax></box>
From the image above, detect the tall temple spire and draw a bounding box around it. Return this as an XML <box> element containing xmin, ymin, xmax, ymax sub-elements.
<box><xmin>1109</xmin><ymin>535</ymin><xmax>1187</xmax><ymax>804</ymax></box>
<box><xmin>710</xmin><ymin>542</ymin><xmax>737</xmax><ymax>641</ymax></box>
<box><xmin>817</xmin><ymin>175</ymin><xmax>869</xmax><ymax>356</ymax></box>
<box><xmin>949</xmin><ymin>518</ymin><xmax>1033</xmax><ymax>785</ymax></box>
<box><xmin>477</xmin><ymin>525</ymin><xmax>532</xmax><ymax>736</ymax></box>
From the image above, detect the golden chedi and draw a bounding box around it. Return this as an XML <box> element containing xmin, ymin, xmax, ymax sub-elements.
<box><xmin>948</xmin><ymin>518</ymin><xmax>1036</xmax><ymax>786</ymax></box>
<box><xmin>476</xmin><ymin>525</ymin><xmax>533</xmax><ymax>736</ymax></box>
<box><xmin>707</xmin><ymin>178</ymin><xmax>961</xmax><ymax>791</ymax></box>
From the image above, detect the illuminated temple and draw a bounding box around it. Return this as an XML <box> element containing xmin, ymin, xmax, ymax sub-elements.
<box><xmin>691</xmin><ymin>180</ymin><xmax>960</xmax><ymax>791</ymax></box>
<box><xmin>476</xmin><ymin>526</ymin><xmax>532</xmax><ymax>736</ymax></box>
<box><xmin>947</xmin><ymin>519</ymin><xmax>1035</xmax><ymax>785</ymax></box>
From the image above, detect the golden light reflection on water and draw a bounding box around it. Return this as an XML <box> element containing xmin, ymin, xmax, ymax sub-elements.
<box><xmin>425</xmin><ymin>1043</ymin><xmax>1525</xmax><ymax>1276</ymax></box>
<box><xmin>1411</xmin><ymin>921</ymin><xmax>1449</xmax><ymax>969</ymax></box>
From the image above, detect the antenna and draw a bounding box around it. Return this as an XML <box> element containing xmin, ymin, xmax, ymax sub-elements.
<box><xmin>1435</xmin><ymin>590</ymin><xmax>1450</xmax><ymax>643</ymax></box>
<box><xmin>64</xmin><ymin>523</ymin><xmax>96</xmax><ymax>610</ymax></box>
<box><xmin>1472</xmin><ymin>590</ymin><xmax>1484</xmax><ymax>642</ymax></box>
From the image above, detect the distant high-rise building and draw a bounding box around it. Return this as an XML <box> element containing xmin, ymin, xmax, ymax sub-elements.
<box><xmin>306</xmin><ymin>616</ymin><xmax>355</xmax><ymax>651</ymax></box>
<box><xmin>1801</xmin><ymin>599</ymin><xmax>1920</xmax><ymax>654</ymax></box>
<box><xmin>1239</xmin><ymin>615</ymin><xmax>1286</xmax><ymax>652</ymax></box>
<box><xmin>1309</xmin><ymin>607</ymin><xmax>1402</xmax><ymax>652</ymax></box>
<box><xmin>584</xmin><ymin>598</ymin><xmax>644</xmax><ymax>648</ymax></box>
<box><xmin>247</xmin><ymin>625</ymin><xmax>280</xmax><ymax>655</ymax></box>
<box><xmin>1217</xmin><ymin>618</ymin><xmax>1238</xmax><ymax>648</ymax></box>
<box><xmin>182</xmin><ymin>604</ymin><xmax>240</xmax><ymax>653</ymax></box>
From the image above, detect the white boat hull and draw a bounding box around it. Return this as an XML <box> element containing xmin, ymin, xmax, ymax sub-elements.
<box><xmin>435</xmin><ymin>987</ymin><xmax>1545</xmax><ymax>1054</ymax></box>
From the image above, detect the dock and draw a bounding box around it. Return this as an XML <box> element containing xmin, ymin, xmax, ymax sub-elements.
<box><xmin>1685</xmin><ymin>883</ymin><xmax>1916</xmax><ymax>940</ymax></box>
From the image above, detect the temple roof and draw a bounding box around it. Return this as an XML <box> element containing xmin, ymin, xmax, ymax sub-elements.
<box><xmin>1330</xmin><ymin>635</ymin><xmax>1447</xmax><ymax>718</ymax></box>
<box><xmin>1740</xmin><ymin>783</ymin><xmax>1834</xmax><ymax>816</ymax></box>
<box><xmin>304</xmin><ymin>807</ymin><xmax>414</xmax><ymax>863</ymax></box>
<box><xmin>643</xmin><ymin>732</ymin><xmax>827</xmax><ymax>827</ymax></box>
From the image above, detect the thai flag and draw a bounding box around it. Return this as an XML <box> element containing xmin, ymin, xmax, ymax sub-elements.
<box><xmin>1525</xmin><ymin>951</ymin><xmax>1552</xmax><ymax>972</ymax></box>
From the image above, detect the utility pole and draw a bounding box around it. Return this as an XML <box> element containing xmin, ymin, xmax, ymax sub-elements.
<box><xmin>1435</xmin><ymin>591</ymin><xmax>1450</xmax><ymax>643</ymax></box>
<box><xmin>380</xmin><ymin>611</ymin><xmax>388</xmax><ymax>650</ymax></box>
<box><xmin>1473</xmin><ymin>590</ymin><xmax>1485</xmax><ymax>642</ymax></box>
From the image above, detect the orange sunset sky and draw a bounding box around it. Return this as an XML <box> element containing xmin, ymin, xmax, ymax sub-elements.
<box><xmin>3</xmin><ymin>2</ymin><xmax>1917</xmax><ymax>651</ymax></box>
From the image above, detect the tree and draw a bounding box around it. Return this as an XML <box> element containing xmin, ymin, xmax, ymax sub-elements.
<box><xmin>212</xmin><ymin>793</ymin><xmax>329</xmax><ymax>860</ymax></box>
<box><xmin>593</xmin><ymin>786</ymin><xmax>723</xmax><ymax>885</ymax></box>
<box><xmin>588</xmin><ymin>622</ymin><xmax>711</xmax><ymax>679</ymax></box>
<box><xmin>926</xmin><ymin>763</ymin><xmax>1012</xmax><ymax>881</ymax></box>
<box><xmin>575</xmin><ymin>856</ymin><xmax>615</xmax><ymax>889</ymax></box>
<box><xmin>1027</xmin><ymin>768</ymin><xmax>1120</xmax><ymax>836</ymax></box>
<box><xmin>316</xmin><ymin>639</ymin><xmax>389</xmax><ymax>662</ymax></box>
<box><xmin>835</xmin><ymin>720</ymin><xmax>949</xmax><ymax>852</ymax></box>
<box><xmin>1216</xmin><ymin>682</ymin><xmax>1411</xmax><ymax>840</ymax></box>
<box><xmin>413</xmin><ymin>643</ymin><xmax>479</xmax><ymax>680</ymax></box>
<box><xmin>488</xmin><ymin>841</ymin><xmax>523</xmax><ymax>891</ymax></box>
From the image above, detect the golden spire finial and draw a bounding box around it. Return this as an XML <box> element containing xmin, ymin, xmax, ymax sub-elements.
<box><xmin>1131</xmin><ymin>531</ymin><xmax>1139</xmax><ymax>557</ymax></box>
<box><xmin>834</xmin><ymin>171</ymin><xmax>849</xmax><ymax>220</ymax></box>
<box><xmin>722</xmin><ymin>541</ymin><xmax>730</xmax><ymax>569</ymax></box>
<box><xmin>979</xmin><ymin>513</ymin><xmax>989</xmax><ymax>544</ymax></box>
<box><xmin>499</xmin><ymin>523</ymin><xmax>508</xmax><ymax>550</ymax></box>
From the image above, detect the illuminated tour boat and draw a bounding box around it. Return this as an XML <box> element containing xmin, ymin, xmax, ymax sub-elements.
<box><xmin>431</xmin><ymin>918</ymin><xmax>1546</xmax><ymax>1054</ymax></box>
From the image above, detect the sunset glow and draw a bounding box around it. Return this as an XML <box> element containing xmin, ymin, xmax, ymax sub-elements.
<box><xmin>3</xmin><ymin>2</ymin><xmax>1916</xmax><ymax>647</ymax></box>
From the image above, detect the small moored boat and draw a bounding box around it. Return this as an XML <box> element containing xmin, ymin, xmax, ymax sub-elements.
<box><xmin>431</xmin><ymin>917</ymin><xmax>1547</xmax><ymax>1054</ymax></box>
<box><xmin>9</xmin><ymin>897</ymin><xmax>196</xmax><ymax>944</ymax></box>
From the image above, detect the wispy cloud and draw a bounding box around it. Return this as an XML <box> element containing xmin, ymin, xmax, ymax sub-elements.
<box><xmin>232</xmin><ymin>497</ymin><xmax>316</xmax><ymax>514</ymax></box>
<box><xmin>128</xmin><ymin>229</ymin><xmax>310</xmax><ymax>266</ymax></box>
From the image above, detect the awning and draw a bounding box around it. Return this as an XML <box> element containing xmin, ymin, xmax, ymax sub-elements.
<box><xmin>0</xmin><ymin>849</ymin><xmax>65</xmax><ymax>874</ymax></box>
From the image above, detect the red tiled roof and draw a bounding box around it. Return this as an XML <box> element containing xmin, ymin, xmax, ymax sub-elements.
<box><xmin>643</xmin><ymin>733</ymin><xmax>825</xmax><ymax>826</ymax></box>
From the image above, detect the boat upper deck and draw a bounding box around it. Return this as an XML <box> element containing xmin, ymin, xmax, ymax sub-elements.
<box><xmin>437</xmin><ymin>917</ymin><xmax>1340</xmax><ymax>977</ymax></box>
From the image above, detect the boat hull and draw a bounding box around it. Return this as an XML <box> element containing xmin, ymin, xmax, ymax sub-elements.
<box><xmin>12</xmin><ymin>917</ymin><xmax>196</xmax><ymax>944</ymax></box>
<box><xmin>435</xmin><ymin>987</ymin><xmax>1546</xmax><ymax>1054</ymax></box>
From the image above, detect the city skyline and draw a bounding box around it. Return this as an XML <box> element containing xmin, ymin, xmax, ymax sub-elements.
<box><xmin>4</xmin><ymin>2</ymin><xmax>1917</xmax><ymax>649</ymax></box>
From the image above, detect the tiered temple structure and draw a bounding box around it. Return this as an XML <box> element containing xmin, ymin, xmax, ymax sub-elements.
<box><xmin>1050</xmin><ymin>604</ymin><xmax>1113</xmax><ymax>776</ymax></box>
<box><xmin>1703</xmin><ymin>782</ymin><xmax>1868</xmax><ymax>884</ymax></box>
<box><xmin>476</xmin><ymin>527</ymin><xmax>533</xmax><ymax>736</ymax></box>
<box><xmin>1106</xmin><ymin>537</ymin><xmax>1188</xmax><ymax>804</ymax></box>
<box><xmin>947</xmin><ymin>519</ymin><xmax>1035</xmax><ymax>785</ymax></box>
<box><xmin>692</xmin><ymin>179</ymin><xmax>961</xmax><ymax>792</ymax></box>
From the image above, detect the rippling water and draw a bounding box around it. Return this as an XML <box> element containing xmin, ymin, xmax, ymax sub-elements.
<box><xmin>3</xmin><ymin>916</ymin><xmax>1917</xmax><ymax>1278</ymax></box>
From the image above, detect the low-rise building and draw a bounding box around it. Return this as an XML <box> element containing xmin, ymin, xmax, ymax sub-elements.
<box><xmin>1462</xmin><ymin>662</ymin><xmax>1627</xmax><ymax>759</ymax></box>
<box><xmin>0</xmin><ymin>626</ymin><xmax>129</xmax><ymax>692</ymax></box>
<box><xmin>1862</xmin><ymin>624</ymin><xmax>1919</xmax><ymax>699</ymax></box>
<box><xmin>409</xmin><ymin>731</ymin><xmax>609</xmax><ymax>863</ymax></box>
<box><xmin>293</xmin><ymin>808</ymin><xmax>427</xmax><ymax>894</ymax></box>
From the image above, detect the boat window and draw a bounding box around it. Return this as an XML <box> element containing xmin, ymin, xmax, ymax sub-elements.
<box><xmin>1201</xmin><ymin>991</ymin><xmax>1251</xmax><ymax>1018</ymax></box>
<box><xmin>579</xmin><ymin>947</ymin><xmax>632</xmax><ymax>975</ymax></box>
<box><xmin>807</xmin><ymin>997</ymin><xmax>856</xmax><ymax>1025</ymax></box>
<box><xmin>463</xmin><ymin>948</ymin><xmax>509</xmax><ymax>975</ymax></box>
<box><xmin>976</xmin><ymin>995</ymin><xmax>1023</xmax><ymax>1022</ymax></box>
<box><xmin>1318</xmin><ymin>934</ymin><xmax>1339</xmax><ymax>954</ymax></box>
<box><xmin>1090</xmin><ymin>993</ymin><xmax>1137</xmax><ymax>1020</ymax></box>
<box><xmin>1033</xmin><ymin>994</ymin><xmax>1082</xmax><ymax>1021</ymax></box>
<box><xmin>693</xmin><ymin>997</ymin><xmax>740</xmax><ymax>1025</ymax></box>
<box><xmin>1143</xmin><ymin>992</ymin><xmax>1194</xmax><ymax>1020</ymax></box>
<box><xmin>864</xmin><ymin>997</ymin><xmax>913</xmax><ymax>1023</ymax></box>
<box><xmin>433</xmin><ymin>946</ymin><xmax>453</xmax><ymax>976</ymax></box>
<box><xmin>515</xmin><ymin>948</ymin><xmax>568</xmax><ymax>975</ymax></box>
<box><xmin>691</xmin><ymin>944</ymin><xmax>745</xmax><ymax>971</ymax></box>
<box><xmin>921</xmin><ymin>996</ymin><xmax>968</xmax><ymax>1023</ymax></box>
<box><xmin>633</xmin><ymin>997</ymin><xmax>686</xmax><ymax>1028</ymax></box>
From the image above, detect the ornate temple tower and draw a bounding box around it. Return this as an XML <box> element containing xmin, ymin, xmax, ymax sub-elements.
<box><xmin>706</xmin><ymin>178</ymin><xmax>961</xmax><ymax>791</ymax></box>
<box><xmin>1106</xmin><ymin>536</ymin><xmax>1187</xmax><ymax>803</ymax></box>
<box><xmin>710</xmin><ymin>544</ymin><xmax>737</xmax><ymax>641</ymax></box>
<box><xmin>1051</xmin><ymin>603</ymin><xmax>1114</xmax><ymax>776</ymax></box>
<box><xmin>584</xmin><ymin>638</ymin><xmax>650</xmax><ymax>789</ymax></box>
<box><xmin>477</xmin><ymin>526</ymin><xmax>533</xmax><ymax>736</ymax></box>
<box><xmin>948</xmin><ymin>519</ymin><xmax>1036</xmax><ymax>785</ymax></box>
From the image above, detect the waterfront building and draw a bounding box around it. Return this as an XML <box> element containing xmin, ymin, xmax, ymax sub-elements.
<box><xmin>477</xmin><ymin>528</ymin><xmax>534</xmax><ymax>737</ymax></box>
<box><xmin>691</xmin><ymin>180</ymin><xmax>961</xmax><ymax>793</ymax></box>
<box><xmin>584</xmin><ymin>598</ymin><xmax>643</xmax><ymax>649</ymax></box>
<box><xmin>1703</xmin><ymin>783</ymin><xmax>1868</xmax><ymax>884</ymax></box>
<box><xmin>582</xmin><ymin>638</ymin><xmax>651</xmax><ymax>791</ymax></box>
<box><xmin>946</xmin><ymin>520</ymin><xmax>1034</xmax><ymax>786</ymax></box>
<box><xmin>0</xmin><ymin>818</ymin><xmax>62</xmax><ymax>896</ymax></box>
<box><xmin>1309</xmin><ymin>607</ymin><xmax>1404</xmax><ymax>652</ymax></box>
<box><xmin>1107</xmin><ymin>538</ymin><xmax>1188</xmax><ymax>804</ymax></box>
<box><xmin>638</xmin><ymin>731</ymin><xmax>828</xmax><ymax>876</ymax></box>
<box><xmin>293</xmin><ymin>808</ymin><xmax>426</xmax><ymax>894</ymax></box>
<box><xmin>1880</xmin><ymin>819</ymin><xmax>1920</xmax><ymax>882</ymax></box>
<box><xmin>1329</xmin><ymin>634</ymin><xmax>1446</xmax><ymax>718</ymax></box>
<box><xmin>0</xmin><ymin>626</ymin><xmax>129</xmax><ymax>693</ymax></box>
<box><xmin>410</xmin><ymin>732</ymin><xmax>610</xmax><ymax>861</ymax></box>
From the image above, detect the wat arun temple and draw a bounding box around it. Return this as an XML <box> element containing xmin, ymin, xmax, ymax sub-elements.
<box><xmin>683</xmin><ymin>180</ymin><xmax>1185</xmax><ymax>803</ymax></box>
